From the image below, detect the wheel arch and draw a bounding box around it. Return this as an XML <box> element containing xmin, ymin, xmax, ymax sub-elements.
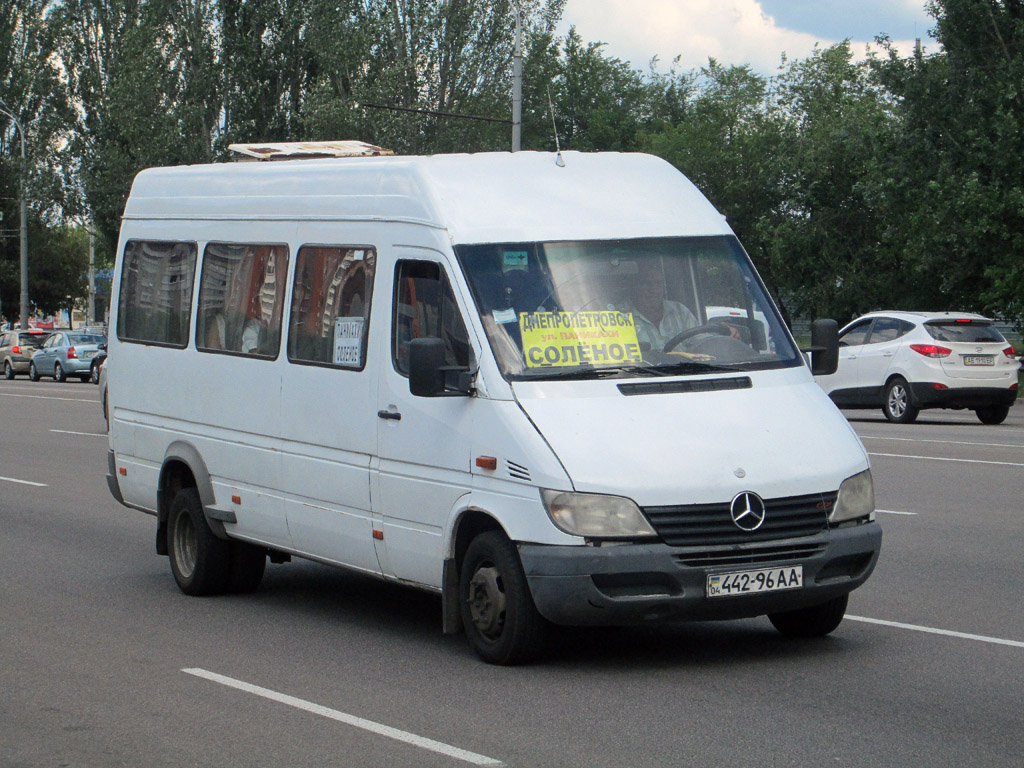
<box><xmin>158</xmin><ymin>442</ymin><xmax>225</xmax><ymax>552</ymax></box>
<box><xmin>441</xmin><ymin>503</ymin><xmax>510</xmax><ymax>635</ymax></box>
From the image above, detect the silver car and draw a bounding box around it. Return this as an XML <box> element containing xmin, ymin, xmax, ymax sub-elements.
<box><xmin>1</xmin><ymin>329</ymin><xmax>51</xmax><ymax>378</ymax></box>
<box><xmin>29</xmin><ymin>331</ymin><xmax>107</xmax><ymax>382</ymax></box>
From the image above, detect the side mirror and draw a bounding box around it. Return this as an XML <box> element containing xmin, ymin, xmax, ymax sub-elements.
<box><xmin>408</xmin><ymin>338</ymin><xmax>473</xmax><ymax>397</ymax></box>
<box><xmin>803</xmin><ymin>319</ymin><xmax>839</xmax><ymax>376</ymax></box>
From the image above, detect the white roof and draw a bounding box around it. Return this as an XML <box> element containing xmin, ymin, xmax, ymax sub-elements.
<box><xmin>123</xmin><ymin>151</ymin><xmax>732</xmax><ymax>245</ymax></box>
<box><xmin>854</xmin><ymin>310</ymin><xmax>992</xmax><ymax>323</ymax></box>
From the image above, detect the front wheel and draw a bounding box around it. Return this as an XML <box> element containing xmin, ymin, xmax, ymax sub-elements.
<box><xmin>769</xmin><ymin>593</ymin><xmax>848</xmax><ymax>638</ymax></box>
<box><xmin>883</xmin><ymin>378</ymin><xmax>919</xmax><ymax>423</ymax></box>
<box><xmin>167</xmin><ymin>487</ymin><xmax>230</xmax><ymax>596</ymax></box>
<box><xmin>975</xmin><ymin>405</ymin><xmax>1009</xmax><ymax>425</ymax></box>
<box><xmin>459</xmin><ymin>531</ymin><xmax>547</xmax><ymax>665</ymax></box>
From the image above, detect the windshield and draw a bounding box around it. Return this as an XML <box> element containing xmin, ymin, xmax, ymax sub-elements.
<box><xmin>455</xmin><ymin>236</ymin><xmax>799</xmax><ymax>380</ymax></box>
<box><xmin>925</xmin><ymin>321</ymin><xmax>1005</xmax><ymax>344</ymax></box>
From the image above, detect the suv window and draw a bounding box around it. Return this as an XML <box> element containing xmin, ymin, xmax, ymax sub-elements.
<box><xmin>925</xmin><ymin>321</ymin><xmax>1005</xmax><ymax>343</ymax></box>
<box><xmin>867</xmin><ymin>317</ymin><xmax>911</xmax><ymax>344</ymax></box>
<box><xmin>839</xmin><ymin>320</ymin><xmax>872</xmax><ymax>347</ymax></box>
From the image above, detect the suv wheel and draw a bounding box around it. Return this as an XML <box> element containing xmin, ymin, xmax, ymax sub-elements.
<box><xmin>975</xmin><ymin>405</ymin><xmax>1009</xmax><ymax>425</ymax></box>
<box><xmin>883</xmin><ymin>378</ymin><xmax>919</xmax><ymax>424</ymax></box>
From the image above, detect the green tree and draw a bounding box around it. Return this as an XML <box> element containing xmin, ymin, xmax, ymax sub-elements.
<box><xmin>29</xmin><ymin>224</ymin><xmax>89</xmax><ymax>318</ymax></box>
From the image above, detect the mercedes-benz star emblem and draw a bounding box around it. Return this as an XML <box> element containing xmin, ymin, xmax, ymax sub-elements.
<box><xmin>730</xmin><ymin>492</ymin><xmax>767</xmax><ymax>531</ymax></box>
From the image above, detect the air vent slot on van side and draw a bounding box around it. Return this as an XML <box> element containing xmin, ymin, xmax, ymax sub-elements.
<box><xmin>507</xmin><ymin>460</ymin><xmax>532</xmax><ymax>482</ymax></box>
<box><xmin>617</xmin><ymin>377</ymin><xmax>752</xmax><ymax>396</ymax></box>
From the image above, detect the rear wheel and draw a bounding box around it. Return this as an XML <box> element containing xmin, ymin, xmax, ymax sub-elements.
<box><xmin>90</xmin><ymin>361</ymin><xmax>100</xmax><ymax>384</ymax></box>
<box><xmin>53</xmin><ymin>362</ymin><xmax>65</xmax><ymax>382</ymax></box>
<box><xmin>883</xmin><ymin>378</ymin><xmax>918</xmax><ymax>423</ymax></box>
<box><xmin>769</xmin><ymin>593</ymin><xmax>848</xmax><ymax>638</ymax></box>
<box><xmin>459</xmin><ymin>531</ymin><xmax>547</xmax><ymax>665</ymax></box>
<box><xmin>3</xmin><ymin>360</ymin><xmax>13</xmax><ymax>379</ymax></box>
<box><xmin>167</xmin><ymin>487</ymin><xmax>230</xmax><ymax>596</ymax></box>
<box><xmin>28</xmin><ymin>362</ymin><xmax>39</xmax><ymax>381</ymax></box>
<box><xmin>975</xmin><ymin>405</ymin><xmax>1009</xmax><ymax>425</ymax></box>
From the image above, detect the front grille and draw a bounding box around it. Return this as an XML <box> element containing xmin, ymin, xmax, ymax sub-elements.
<box><xmin>673</xmin><ymin>542</ymin><xmax>826</xmax><ymax>568</ymax></box>
<box><xmin>644</xmin><ymin>491</ymin><xmax>835</xmax><ymax>547</ymax></box>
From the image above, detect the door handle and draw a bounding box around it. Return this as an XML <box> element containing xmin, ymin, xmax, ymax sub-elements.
<box><xmin>377</xmin><ymin>409</ymin><xmax>402</xmax><ymax>421</ymax></box>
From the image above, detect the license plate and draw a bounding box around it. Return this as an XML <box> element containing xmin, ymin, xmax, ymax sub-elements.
<box><xmin>707</xmin><ymin>566</ymin><xmax>803</xmax><ymax>598</ymax></box>
<box><xmin>963</xmin><ymin>355</ymin><xmax>994</xmax><ymax>366</ymax></box>
<box><xmin>82</xmin><ymin>351</ymin><xmax>95</xmax><ymax>359</ymax></box>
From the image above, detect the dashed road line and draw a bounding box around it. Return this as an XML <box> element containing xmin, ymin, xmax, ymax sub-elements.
<box><xmin>869</xmin><ymin>452</ymin><xmax>1024</xmax><ymax>467</ymax></box>
<box><xmin>182</xmin><ymin>668</ymin><xmax>504</xmax><ymax>766</ymax></box>
<box><xmin>0</xmin><ymin>475</ymin><xmax>48</xmax><ymax>487</ymax></box>
<box><xmin>848</xmin><ymin>616</ymin><xmax>1024</xmax><ymax>649</ymax></box>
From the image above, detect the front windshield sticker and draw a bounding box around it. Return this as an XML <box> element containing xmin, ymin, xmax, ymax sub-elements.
<box><xmin>492</xmin><ymin>308</ymin><xmax>517</xmax><ymax>324</ymax></box>
<box><xmin>502</xmin><ymin>251</ymin><xmax>529</xmax><ymax>271</ymax></box>
<box><xmin>520</xmin><ymin>311</ymin><xmax>641</xmax><ymax>368</ymax></box>
<box><xmin>333</xmin><ymin>317</ymin><xmax>364</xmax><ymax>366</ymax></box>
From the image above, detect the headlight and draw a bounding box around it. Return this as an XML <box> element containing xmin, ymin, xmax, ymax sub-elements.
<box><xmin>540</xmin><ymin>489</ymin><xmax>657</xmax><ymax>538</ymax></box>
<box><xmin>831</xmin><ymin>469</ymin><xmax>875</xmax><ymax>524</ymax></box>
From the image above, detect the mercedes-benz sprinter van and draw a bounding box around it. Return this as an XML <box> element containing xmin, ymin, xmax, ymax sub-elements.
<box><xmin>105</xmin><ymin>149</ymin><xmax>880</xmax><ymax>664</ymax></box>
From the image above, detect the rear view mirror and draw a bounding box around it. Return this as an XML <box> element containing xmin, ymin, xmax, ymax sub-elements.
<box><xmin>409</xmin><ymin>338</ymin><xmax>473</xmax><ymax>397</ymax></box>
<box><xmin>802</xmin><ymin>319</ymin><xmax>839</xmax><ymax>376</ymax></box>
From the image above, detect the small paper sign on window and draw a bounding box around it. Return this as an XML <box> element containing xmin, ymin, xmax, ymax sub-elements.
<box><xmin>334</xmin><ymin>317</ymin><xmax>364</xmax><ymax>367</ymax></box>
<box><xmin>519</xmin><ymin>311</ymin><xmax>642</xmax><ymax>368</ymax></box>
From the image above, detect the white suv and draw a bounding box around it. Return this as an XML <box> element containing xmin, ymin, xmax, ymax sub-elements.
<box><xmin>814</xmin><ymin>311</ymin><xmax>1020</xmax><ymax>424</ymax></box>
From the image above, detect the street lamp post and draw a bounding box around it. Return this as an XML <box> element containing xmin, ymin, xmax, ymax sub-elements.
<box><xmin>0</xmin><ymin>100</ymin><xmax>29</xmax><ymax>330</ymax></box>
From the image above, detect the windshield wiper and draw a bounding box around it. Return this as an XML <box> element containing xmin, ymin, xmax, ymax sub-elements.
<box><xmin>645</xmin><ymin>361</ymin><xmax>740</xmax><ymax>375</ymax></box>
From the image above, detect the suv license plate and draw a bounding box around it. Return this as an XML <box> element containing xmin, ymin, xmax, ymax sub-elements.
<box><xmin>964</xmin><ymin>355</ymin><xmax>994</xmax><ymax>366</ymax></box>
<box><xmin>707</xmin><ymin>566</ymin><xmax>803</xmax><ymax>598</ymax></box>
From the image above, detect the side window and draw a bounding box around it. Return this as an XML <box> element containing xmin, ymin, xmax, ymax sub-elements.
<box><xmin>839</xmin><ymin>320</ymin><xmax>871</xmax><ymax>347</ymax></box>
<box><xmin>867</xmin><ymin>317</ymin><xmax>902</xmax><ymax>344</ymax></box>
<box><xmin>197</xmin><ymin>243</ymin><xmax>289</xmax><ymax>359</ymax></box>
<box><xmin>392</xmin><ymin>260</ymin><xmax>471</xmax><ymax>376</ymax></box>
<box><xmin>287</xmin><ymin>246</ymin><xmax>375</xmax><ymax>369</ymax></box>
<box><xmin>117</xmin><ymin>240</ymin><xmax>198</xmax><ymax>347</ymax></box>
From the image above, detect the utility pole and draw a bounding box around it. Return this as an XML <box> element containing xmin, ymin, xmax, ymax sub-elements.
<box><xmin>0</xmin><ymin>100</ymin><xmax>29</xmax><ymax>330</ymax></box>
<box><xmin>88</xmin><ymin>227</ymin><xmax>96</xmax><ymax>324</ymax></box>
<box><xmin>512</xmin><ymin>6</ymin><xmax>522</xmax><ymax>152</ymax></box>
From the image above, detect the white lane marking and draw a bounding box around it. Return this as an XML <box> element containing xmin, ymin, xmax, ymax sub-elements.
<box><xmin>868</xmin><ymin>452</ymin><xmax>1024</xmax><ymax>467</ymax></box>
<box><xmin>861</xmin><ymin>435</ymin><xmax>1024</xmax><ymax>450</ymax></box>
<box><xmin>876</xmin><ymin>509</ymin><xmax>917</xmax><ymax>515</ymax></box>
<box><xmin>182</xmin><ymin>668</ymin><xmax>503</xmax><ymax>766</ymax></box>
<box><xmin>0</xmin><ymin>475</ymin><xmax>48</xmax><ymax>487</ymax></box>
<box><xmin>847</xmin><ymin>616</ymin><xmax>1024</xmax><ymax>649</ymax></box>
<box><xmin>0</xmin><ymin>392</ymin><xmax>95</xmax><ymax>404</ymax></box>
<box><xmin>49</xmin><ymin>429</ymin><xmax>106</xmax><ymax>437</ymax></box>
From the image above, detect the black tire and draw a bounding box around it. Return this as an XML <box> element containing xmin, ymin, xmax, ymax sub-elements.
<box><xmin>883</xmin><ymin>378</ymin><xmax>919</xmax><ymax>423</ymax></box>
<box><xmin>3</xmin><ymin>360</ymin><xmax>13</xmax><ymax>379</ymax></box>
<box><xmin>226</xmin><ymin>541</ymin><xmax>266</xmax><ymax>593</ymax></box>
<box><xmin>53</xmin><ymin>362</ymin><xmax>65</xmax><ymax>382</ymax></box>
<box><xmin>975</xmin><ymin>405</ymin><xmax>1009</xmax><ymax>425</ymax></box>
<box><xmin>90</xmin><ymin>361</ymin><xmax>100</xmax><ymax>384</ymax></box>
<box><xmin>769</xmin><ymin>593</ymin><xmax>849</xmax><ymax>638</ymax></box>
<box><xmin>28</xmin><ymin>362</ymin><xmax>39</xmax><ymax>381</ymax></box>
<box><xmin>459</xmin><ymin>531</ymin><xmax>547</xmax><ymax>665</ymax></box>
<box><xmin>167</xmin><ymin>487</ymin><xmax>231</xmax><ymax>596</ymax></box>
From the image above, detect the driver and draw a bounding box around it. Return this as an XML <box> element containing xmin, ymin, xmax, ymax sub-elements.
<box><xmin>618</xmin><ymin>258</ymin><xmax>698</xmax><ymax>352</ymax></box>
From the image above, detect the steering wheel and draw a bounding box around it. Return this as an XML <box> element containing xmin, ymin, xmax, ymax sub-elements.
<box><xmin>663</xmin><ymin>323</ymin><xmax>732</xmax><ymax>353</ymax></box>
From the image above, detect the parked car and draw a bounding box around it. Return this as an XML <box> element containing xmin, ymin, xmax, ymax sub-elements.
<box><xmin>28</xmin><ymin>330</ymin><xmax>108</xmax><ymax>382</ymax></box>
<box><xmin>1</xmin><ymin>329</ymin><xmax>51</xmax><ymax>378</ymax></box>
<box><xmin>814</xmin><ymin>311</ymin><xmax>1020</xmax><ymax>424</ymax></box>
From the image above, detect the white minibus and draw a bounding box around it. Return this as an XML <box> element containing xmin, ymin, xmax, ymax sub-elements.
<box><xmin>106</xmin><ymin>149</ymin><xmax>881</xmax><ymax>664</ymax></box>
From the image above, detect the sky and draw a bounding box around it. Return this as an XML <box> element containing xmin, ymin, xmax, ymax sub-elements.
<box><xmin>557</xmin><ymin>0</ymin><xmax>938</xmax><ymax>75</ymax></box>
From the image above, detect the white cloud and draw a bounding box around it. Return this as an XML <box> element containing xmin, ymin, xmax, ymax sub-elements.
<box><xmin>558</xmin><ymin>0</ymin><xmax>934</xmax><ymax>75</ymax></box>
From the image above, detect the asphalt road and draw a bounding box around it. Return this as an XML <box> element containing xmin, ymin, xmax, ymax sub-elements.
<box><xmin>2</xmin><ymin>376</ymin><xmax>1022</xmax><ymax>767</ymax></box>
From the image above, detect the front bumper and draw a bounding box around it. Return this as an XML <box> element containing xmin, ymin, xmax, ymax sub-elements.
<box><xmin>910</xmin><ymin>383</ymin><xmax>1017</xmax><ymax>410</ymax></box>
<box><xmin>519</xmin><ymin>522</ymin><xmax>881</xmax><ymax>626</ymax></box>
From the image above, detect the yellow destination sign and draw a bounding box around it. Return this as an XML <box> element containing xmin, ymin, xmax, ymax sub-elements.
<box><xmin>520</xmin><ymin>311</ymin><xmax>642</xmax><ymax>368</ymax></box>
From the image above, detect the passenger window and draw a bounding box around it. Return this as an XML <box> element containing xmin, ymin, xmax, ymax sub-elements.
<box><xmin>392</xmin><ymin>261</ymin><xmax>471</xmax><ymax>376</ymax></box>
<box><xmin>867</xmin><ymin>317</ymin><xmax>902</xmax><ymax>344</ymax></box>
<box><xmin>117</xmin><ymin>240</ymin><xmax>198</xmax><ymax>347</ymax></box>
<box><xmin>287</xmin><ymin>246</ymin><xmax>375</xmax><ymax>370</ymax></box>
<box><xmin>197</xmin><ymin>243</ymin><xmax>289</xmax><ymax>358</ymax></box>
<box><xmin>839</xmin><ymin>321</ymin><xmax>871</xmax><ymax>347</ymax></box>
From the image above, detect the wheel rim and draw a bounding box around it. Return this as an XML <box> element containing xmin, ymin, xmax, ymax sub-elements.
<box><xmin>888</xmin><ymin>384</ymin><xmax>907</xmax><ymax>418</ymax></box>
<box><xmin>172</xmin><ymin>512</ymin><xmax>198</xmax><ymax>579</ymax></box>
<box><xmin>466</xmin><ymin>564</ymin><xmax>506</xmax><ymax>640</ymax></box>
<box><xmin>55</xmin><ymin>364</ymin><xmax>63</xmax><ymax>381</ymax></box>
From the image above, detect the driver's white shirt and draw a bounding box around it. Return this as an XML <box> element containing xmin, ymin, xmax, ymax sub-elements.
<box><xmin>618</xmin><ymin>299</ymin><xmax>698</xmax><ymax>351</ymax></box>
